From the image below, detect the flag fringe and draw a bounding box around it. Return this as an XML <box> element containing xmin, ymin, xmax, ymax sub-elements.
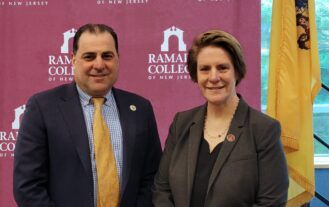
<box><xmin>288</xmin><ymin>165</ymin><xmax>315</xmax><ymax>194</ymax></box>
<box><xmin>287</xmin><ymin>191</ymin><xmax>314</xmax><ymax>207</ymax></box>
<box><xmin>282</xmin><ymin>135</ymin><xmax>299</xmax><ymax>153</ymax></box>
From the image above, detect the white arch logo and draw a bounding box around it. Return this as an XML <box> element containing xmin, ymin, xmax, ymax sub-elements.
<box><xmin>12</xmin><ymin>105</ymin><xmax>26</xmax><ymax>130</ymax></box>
<box><xmin>161</xmin><ymin>26</ymin><xmax>186</xmax><ymax>52</ymax></box>
<box><xmin>60</xmin><ymin>28</ymin><xmax>77</xmax><ymax>54</ymax></box>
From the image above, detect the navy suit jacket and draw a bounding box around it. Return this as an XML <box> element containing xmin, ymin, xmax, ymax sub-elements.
<box><xmin>153</xmin><ymin>97</ymin><xmax>289</xmax><ymax>207</ymax></box>
<box><xmin>14</xmin><ymin>82</ymin><xmax>162</xmax><ymax>207</ymax></box>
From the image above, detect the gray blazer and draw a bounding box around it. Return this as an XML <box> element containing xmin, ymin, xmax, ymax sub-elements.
<box><xmin>153</xmin><ymin>97</ymin><xmax>289</xmax><ymax>207</ymax></box>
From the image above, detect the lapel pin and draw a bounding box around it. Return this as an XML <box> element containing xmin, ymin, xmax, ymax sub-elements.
<box><xmin>130</xmin><ymin>105</ymin><xmax>136</xmax><ymax>111</ymax></box>
<box><xmin>226</xmin><ymin>134</ymin><xmax>236</xmax><ymax>142</ymax></box>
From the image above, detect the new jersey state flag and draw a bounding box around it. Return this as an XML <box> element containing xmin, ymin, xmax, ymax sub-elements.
<box><xmin>267</xmin><ymin>0</ymin><xmax>321</xmax><ymax>206</ymax></box>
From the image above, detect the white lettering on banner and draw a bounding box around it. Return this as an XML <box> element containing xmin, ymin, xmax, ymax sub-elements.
<box><xmin>125</xmin><ymin>0</ymin><xmax>148</xmax><ymax>4</ymax></box>
<box><xmin>148</xmin><ymin>53</ymin><xmax>187</xmax><ymax>64</ymax></box>
<box><xmin>48</xmin><ymin>77</ymin><xmax>74</xmax><ymax>82</ymax></box>
<box><xmin>8</xmin><ymin>1</ymin><xmax>23</xmax><ymax>6</ymax></box>
<box><xmin>148</xmin><ymin>64</ymin><xmax>187</xmax><ymax>74</ymax></box>
<box><xmin>0</xmin><ymin>131</ymin><xmax>18</xmax><ymax>153</ymax></box>
<box><xmin>159</xmin><ymin>75</ymin><xmax>173</xmax><ymax>80</ymax></box>
<box><xmin>176</xmin><ymin>75</ymin><xmax>191</xmax><ymax>80</ymax></box>
<box><xmin>0</xmin><ymin>153</ymin><xmax>7</xmax><ymax>157</ymax></box>
<box><xmin>0</xmin><ymin>131</ymin><xmax>18</xmax><ymax>141</ymax></box>
<box><xmin>49</xmin><ymin>55</ymin><xmax>72</xmax><ymax>65</ymax></box>
<box><xmin>97</xmin><ymin>0</ymin><xmax>148</xmax><ymax>5</ymax></box>
<box><xmin>147</xmin><ymin>26</ymin><xmax>189</xmax><ymax>81</ymax></box>
<box><xmin>47</xmin><ymin>28</ymin><xmax>76</xmax><ymax>82</ymax></box>
<box><xmin>0</xmin><ymin>105</ymin><xmax>25</xmax><ymax>156</ymax></box>
<box><xmin>109</xmin><ymin>0</ymin><xmax>123</xmax><ymax>4</ymax></box>
<box><xmin>25</xmin><ymin>1</ymin><xmax>48</xmax><ymax>6</ymax></box>
<box><xmin>147</xmin><ymin>75</ymin><xmax>190</xmax><ymax>80</ymax></box>
<box><xmin>0</xmin><ymin>152</ymin><xmax>14</xmax><ymax>157</ymax></box>
<box><xmin>48</xmin><ymin>66</ymin><xmax>74</xmax><ymax>76</ymax></box>
<box><xmin>59</xmin><ymin>77</ymin><xmax>74</xmax><ymax>82</ymax></box>
<box><xmin>0</xmin><ymin>142</ymin><xmax>16</xmax><ymax>151</ymax></box>
<box><xmin>6</xmin><ymin>1</ymin><xmax>48</xmax><ymax>6</ymax></box>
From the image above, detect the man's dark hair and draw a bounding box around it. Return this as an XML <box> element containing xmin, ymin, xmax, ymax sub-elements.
<box><xmin>73</xmin><ymin>24</ymin><xmax>118</xmax><ymax>55</ymax></box>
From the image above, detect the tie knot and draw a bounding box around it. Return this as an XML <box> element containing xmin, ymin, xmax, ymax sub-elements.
<box><xmin>92</xmin><ymin>98</ymin><xmax>105</xmax><ymax>108</ymax></box>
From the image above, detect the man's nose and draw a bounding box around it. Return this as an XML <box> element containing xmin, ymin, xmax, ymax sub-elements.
<box><xmin>94</xmin><ymin>56</ymin><xmax>105</xmax><ymax>69</ymax></box>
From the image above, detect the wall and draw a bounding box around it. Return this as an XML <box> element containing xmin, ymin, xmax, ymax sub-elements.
<box><xmin>0</xmin><ymin>1</ymin><xmax>260</xmax><ymax>206</ymax></box>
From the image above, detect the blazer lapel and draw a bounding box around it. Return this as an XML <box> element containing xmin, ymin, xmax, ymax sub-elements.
<box><xmin>206</xmin><ymin>98</ymin><xmax>249</xmax><ymax>194</ymax></box>
<box><xmin>187</xmin><ymin>105</ymin><xmax>206</xmax><ymax>206</ymax></box>
<box><xmin>112</xmin><ymin>88</ymin><xmax>136</xmax><ymax>197</ymax></box>
<box><xmin>58</xmin><ymin>83</ymin><xmax>91</xmax><ymax>174</ymax></box>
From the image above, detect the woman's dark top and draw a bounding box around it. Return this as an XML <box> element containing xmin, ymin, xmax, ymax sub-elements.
<box><xmin>190</xmin><ymin>137</ymin><xmax>223</xmax><ymax>207</ymax></box>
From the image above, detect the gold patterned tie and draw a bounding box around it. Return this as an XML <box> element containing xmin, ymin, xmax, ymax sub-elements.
<box><xmin>93</xmin><ymin>98</ymin><xmax>120</xmax><ymax>207</ymax></box>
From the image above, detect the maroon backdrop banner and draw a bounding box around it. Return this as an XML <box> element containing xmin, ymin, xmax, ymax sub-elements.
<box><xmin>0</xmin><ymin>0</ymin><xmax>260</xmax><ymax>206</ymax></box>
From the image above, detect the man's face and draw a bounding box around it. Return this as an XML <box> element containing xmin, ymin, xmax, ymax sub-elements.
<box><xmin>72</xmin><ymin>31</ymin><xmax>119</xmax><ymax>97</ymax></box>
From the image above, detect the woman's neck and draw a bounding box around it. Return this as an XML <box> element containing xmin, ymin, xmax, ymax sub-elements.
<box><xmin>206</xmin><ymin>94</ymin><xmax>239</xmax><ymax>120</ymax></box>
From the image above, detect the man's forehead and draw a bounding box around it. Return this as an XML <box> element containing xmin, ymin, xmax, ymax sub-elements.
<box><xmin>78</xmin><ymin>33</ymin><xmax>115</xmax><ymax>49</ymax></box>
<box><xmin>79</xmin><ymin>31</ymin><xmax>114</xmax><ymax>41</ymax></box>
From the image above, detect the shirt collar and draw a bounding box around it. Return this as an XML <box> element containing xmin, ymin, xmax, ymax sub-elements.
<box><xmin>76</xmin><ymin>85</ymin><xmax>114</xmax><ymax>107</ymax></box>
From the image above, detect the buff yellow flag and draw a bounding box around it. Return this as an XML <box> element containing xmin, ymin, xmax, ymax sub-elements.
<box><xmin>267</xmin><ymin>0</ymin><xmax>321</xmax><ymax>206</ymax></box>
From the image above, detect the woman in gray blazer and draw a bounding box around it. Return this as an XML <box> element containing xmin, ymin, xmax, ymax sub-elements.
<box><xmin>153</xmin><ymin>30</ymin><xmax>289</xmax><ymax>207</ymax></box>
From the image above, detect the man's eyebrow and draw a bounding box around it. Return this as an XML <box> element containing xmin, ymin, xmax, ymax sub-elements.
<box><xmin>80</xmin><ymin>51</ymin><xmax>115</xmax><ymax>56</ymax></box>
<box><xmin>102</xmin><ymin>51</ymin><xmax>115</xmax><ymax>54</ymax></box>
<box><xmin>81</xmin><ymin>52</ymin><xmax>96</xmax><ymax>56</ymax></box>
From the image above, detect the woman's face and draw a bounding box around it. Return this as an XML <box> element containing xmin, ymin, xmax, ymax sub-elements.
<box><xmin>196</xmin><ymin>46</ymin><xmax>237</xmax><ymax>106</ymax></box>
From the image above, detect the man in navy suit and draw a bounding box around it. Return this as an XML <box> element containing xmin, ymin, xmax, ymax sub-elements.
<box><xmin>13</xmin><ymin>24</ymin><xmax>162</xmax><ymax>207</ymax></box>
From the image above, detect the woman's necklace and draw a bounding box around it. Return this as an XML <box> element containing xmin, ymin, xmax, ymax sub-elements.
<box><xmin>204</xmin><ymin>124</ymin><xmax>229</xmax><ymax>139</ymax></box>
<box><xmin>204</xmin><ymin>117</ymin><xmax>230</xmax><ymax>139</ymax></box>
<box><xmin>204</xmin><ymin>97</ymin><xmax>239</xmax><ymax>140</ymax></box>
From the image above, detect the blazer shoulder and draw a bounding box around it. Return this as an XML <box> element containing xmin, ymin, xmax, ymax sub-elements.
<box><xmin>248</xmin><ymin>106</ymin><xmax>280</xmax><ymax>128</ymax></box>
<box><xmin>172</xmin><ymin>104</ymin><xmax>205</xmax><ymax>129</ymax></box>
<box><xmin>31</xmin><ymin>84</ymin><xmax>76</xmax><ymax>99</ymax></box>
<box><xmin>246</xmin><ymin>105</ymin><xmax>282</xmax><ymax>150</ymax></box>
<box><xmin>28</xmin><ymin>83</ymin><xmax>75</xmax><ymax>104</ymax></box>
<box><xmin>235</xmin><ymin>96</ymin><xmax>279</xmax><ymax>127</ymax></box>
<box><xmin>112</xmin><ymin>88</ymin><xmax>151</xmax><ymax>105</ymax></box>
<box><xmin>177</xmin><ymin>104</ymin><xmax>204</xmax><ymax>118</ymax></box>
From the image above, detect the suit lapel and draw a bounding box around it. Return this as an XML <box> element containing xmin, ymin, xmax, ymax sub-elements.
<box><xmin>187</xmin><ymin>105</ymin><xmax>206</xmax><ymax>206</ymax></box>
<box><xmin>112</xmin><ymin>88</ymin><xmax>136</xmax><ymax>197</ymax></box>
<box><xmin>58</xmin><ymin>83</ymin><xmax>91</xmax><ymax>174</ymax></box>
<box><xmin>206</xmin><ymin>98</ymin><xmax>249</xmax><ymax>194</ymax></box>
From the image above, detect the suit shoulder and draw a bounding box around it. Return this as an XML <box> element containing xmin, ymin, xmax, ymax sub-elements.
<box><xmin>27</xmin><ymin>83</ymin><xmax>73</xmax><ymax>104</ymax></box>
<box><xmin>113</xmin><ymin>88</ymin><xmax>150</xmax><ymax>104</ymax></box>
<box><xmin>32</xmin><ymin>83</ymin><xmax>71</xmax><ymax>97</ymax></box>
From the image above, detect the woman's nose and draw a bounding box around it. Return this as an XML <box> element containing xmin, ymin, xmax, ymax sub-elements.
<box><xmin>209</xmin><ymin>68</ymin><xmax>220</xmax><ymax>82</ymax></box>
